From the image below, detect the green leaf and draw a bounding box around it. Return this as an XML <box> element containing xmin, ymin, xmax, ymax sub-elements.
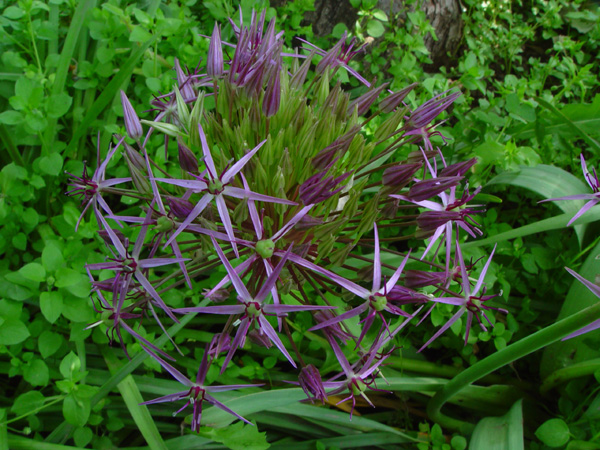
<box><xmin>0</xmin><ymin>110</ymin><xmax>23</xmax><ymax>125</ymax></box>
<box><xmin>366</xmin><ymin>19</ymin><xmax>385</xmax><ymax>38</ymax></box>
<box><xmin>46</xmin><ymin>93</ymin><xmax>73</xmax><ymax>118</ymax></box>
<box><xmin>73</xmin><ymin>427</ymin><xmax>93</xmax><ymax>447</ymax></box>
<box><xmin>42</xmin><ymin>242</ymin><xmax>65</xmax><ymax>272</ymax></box>
<box><xmin>38</xmin><ymin>152</ymin><xmax>63</xmax><ymax>176</ymax></box>
<box><xmin>470</xmin><ymin>399</ymin><xmax>523</xmax><ymax>450</ymax></box>
<box><xmin>23</xmin><ymin>359</ymin><xmax>50</xmax><ymax>387</ymax></box>
<box><xmin>487</xmin><ymin>165</ymin><xmax>590</xmax><ymax>246</ymax></box>
<box><xmin>55</xmin><ymin>268</ymin><xmax>85</xmax><ymax>287</ymax></box>
<box><xmin>40</xmin><ymin>291</ymin><xmax>63</xmax><ymax>323</ymax></box>
<box><xmin>63</xmin><ymin>393</ymin><xmax>90</xmax><ymax>428</ymax></box>
<box><xmin>60</xmin><ymin>352</ymin><xmax>81</xmax><ymax>380</ymax></box>
<box><xmin>0</xmin><ymin>319</ymin><xmax>30</xmax><ymax>345</ymax></box>
<box><xmin>3</xmin><ymin>6</ymin><xmax>25</xmax><ymax>19</ymax></box>
<box><xmin>541</xmin><ymin>237</ymin><xmax>600</xmax><ymax>378</ymax></box>
<box><xmin>129</xmin><ymin>25</ymin><xmax>153</xmax><ymax>42</ymax></box>
<box><xmin>19</xmin><ymin>262</ymin><xmax>46</xmax><ymax>282</ymax></box>
<box><xmin>38</xmin><ymin>330</ymin><xmax>63</xmax><ymax>358</ymax></box>
<box><xmin>535</xmin><ymin>418</ymin><xmax>570</xmax><ymax>448</ymax></box>
<box><xmin>201</xmin><ymin>422</ymin><xmax>269</xmax><ymax>450</ymax></box>
<box><xmin>11</xmin><ymin>391</ymin><xmax>45</xmax><ymax>417</ymax></box>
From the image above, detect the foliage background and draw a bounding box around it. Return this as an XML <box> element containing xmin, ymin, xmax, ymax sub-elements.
<box><xmin>0</xmin><ymin>0</ymin><xmax>599</xmax><ymax>448</ymax></box>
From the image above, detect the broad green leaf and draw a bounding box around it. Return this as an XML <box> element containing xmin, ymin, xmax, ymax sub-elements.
<box><xmin>462</xmin><ymin>208</ymin><xmax>600</xmax><ymax>250</ymax></box>
<box><xmin>535</xmin><ymin>418</ymin><xmax>570</xmax><ymax>448</ymax></box>
<box><xmin>40</xmin><ymin>291</ymin><xmax>63</xmax><ymax>323</ymax></box>
<box><xmin>73</xmin><ymin>427</ymin><xmax>93</xmax><ymax>448</ymax></box>
<box><xmin>11</xmin><ymin>391</ymin><xmax>45</xmax><ymax>417</ymax></box>
<box><xmin>63</xmin><ymin>393</ymin><xmax>90</xmax><ymax>428</ymax></box>
<box><xmin>487</xmin><ymin>165</ymin><xmax>589</xmax><ymax>246</ymax></box>
<box><xmin>38</xmin><ymin>152</ymin><xmax>63</xmax><ymax>176</ymax></box>
<box><xmin>46</xmin><ymin>93</ymin><xmax>73</xmax><ymax>118</ymax></box>
<box><xmin>23</xmin><ymin>359</ymin><xmax>50</xmax><ymax>387</ymax></box>
<box><xmin>0</xmin><ymin>110</ymin><xmax>23</xmax><ymax>125</ymax></box>
<box><xmin>200</xmin><ymin>422</ymin><xmax>269</xmax><ymax>450</ymax></box>
<box><xmin>38</xmin><ymin>330</ymin><xmax>63</xmax><ymax>358</ymax></box>
<box><xmin>129</xmin><ymin>25</ymin><xmax>153</xmax><ymax>42</ymax></box>
<box><xmin>469</xmin><ymin>399</ymin><xmax>523</xmax><ymax>450</ymax></box>
<box><xmin>42</xmin><ymin>242</ymin><xmax>65</xmax><ymax>272</ymax></box>
<box><xmin>0</xmin><ymin>319</ymin><xmax>30</xmax><ymax>345</ymax></box>
<box><xmin>60</xmin><ymin>352</ymin><xmax>81</xmax><ymax>380</ymax></box>
<box><xmin>19</xmin><ymin>262</ymin><xmax>46</xmax><ymax>282</ymax></box>
<box><xmin>540</xmin><ymin>237</ymin><xmax>600</xmax><ymax>378</ymax></box>
<box><xmin>268</xmin><ymin>432</ymin><xmax>409</xmax><ymax>450</ymax></box>
<box><xmin>366</xmin><ymin>19</ymin><xmax>385</xmax><ymax>38</ymax></box>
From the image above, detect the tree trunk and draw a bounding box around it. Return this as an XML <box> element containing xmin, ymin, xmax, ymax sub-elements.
<box><xmin>273</xmin><ymin>0</ymin><xmax>464</xmax><ymax>70</ymax></box>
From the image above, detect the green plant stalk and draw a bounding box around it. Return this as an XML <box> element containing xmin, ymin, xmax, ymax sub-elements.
<box><xmin>540</xmin><ymin>358</ymin><xmax>600</xmax><ymax>394</ymax></box>
<box><xmin>102</xmin><ymin>349</ymin><xmax>168</xmax><ymax>450</ymax></box>
<box><xmin>0</xmin><ymin>124</ymin><xmax>23</xmax><ymax>166</ymax></box>
<box><xmin>0</xmin><ymin>409</ymin><xmax>7</xmax><ymax>450</ymax></box>
<box><xmin>427</xmin><ymin>301</ymin><xmax>600</xmax><ymax>434</ymax></box>
<box><xmin>8</xmin><ymin>435</ymin><xmax>85</xmax><ymax>450</ymax></box>
<box><xmin>44</xmin><ymin>0</ymin><xmax>96</xmax><ymax>152</ymax></box>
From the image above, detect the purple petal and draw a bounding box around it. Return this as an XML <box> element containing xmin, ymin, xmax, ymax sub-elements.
<box><xmin>222</xmin><ymin>140</ymin><xmax>267</xmax><ymax>183</ymax></box>
<box><xmin>205</xmin><ymin>394</ymin><xmax>252</xmax><ymax>424</ymax></box>
<box><xmin>135</xmin><ymin>271</ymin><xmax>179</xmax><ymax>322</ymax></box>
<box><xmin>383</xmin><ymin>250</ymin><xmax>412</xmax><ymax>294</ymax></box>
<box><xmin>198</xmin><ymin>123</ymin><xmax>218</xmax><ymax>177</ymax></box>
<box><xmin>418</xmin><ymin>306</ymin><xmax>466</xmax><ymax>352</ymax></box>
<box><xmin>215</xmin><ymin>194</ymin><xmax>239</xmax><ymax>258</ymax></box>
<box><xmin>471</xmin><ymin>244</ymin><xmax>497</xmax><ymax>297</ymax></box>
<box><xmin>372</xmin><ymin>224</ymin><xmax>381</xmax><ymax>292</ymax></box>
<box><xmin>567</xmin><ymin>199</ymin><xmax>600</xmax><ymax>226</ymax></box>
<box><xmin>141</xmin><ymin>391</ymin><xmax>188</xmax><ymax>405</ymax></box>
<box><xmin>163</xmin><ymin>193</ymin><xmax>213</xmax><ymax>248</ymax></box>
<box><xmin>308</xmin><ymin>303</ymin><xmax>369</xmax><ymax>331</ymax></box>
<box><xmin>173</xmin><ymin>305</ymin><xmax>246</xmax><ymax>315</ymax></box>
<box><xmin>211</xmin><ymin>236</ymin><xmax>252</xmax><ymax>301</ymax></box>
<box><xmin>258</xmin><ymin>315</ymin><xmax>296</xmax><ymax>367</ymax></box>
<box><xmin>223</xmin><ymin>186</ymin><xmax>297</xmax><ymax>205</ymax></box>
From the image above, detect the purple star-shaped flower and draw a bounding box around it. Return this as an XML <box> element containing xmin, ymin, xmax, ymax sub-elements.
<box><xmin>541</xmin><ymin>154</ymin><xmax>600</xmax><ymax>226</ymax></box>
<box><xmin>66</xmin><ymin>136</ymin><xmax>131</xmax><ymax>230</ymax></box>
<box><xmin>155</xmin><ymin>123</ymin><xmax>296</xmax><ymax>257</ymax></box>
<box><xmin>87</xmin><ymin>210</ymin><xmax>188</xmax><ymax>323</ymax></box>
<box><xmin>174</xmin><ymin>238</ymin><xmax>335</xmax><ymax>371</ymax></box>
<box><xmin>141</xmin><ymin>343</ymin><xmax>260</xmax><ymax>431</ymax></box>
<box><xmin>308</xmin><ymin>224</ymin><xmax>412</xmax><ymax>347</ymax></box>
<box><xmin>418</xmin><ymin>242</ymin><xmax>506</xmax><ymax>352</ymax></box>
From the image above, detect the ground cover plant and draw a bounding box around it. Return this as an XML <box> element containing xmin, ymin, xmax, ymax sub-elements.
<box><xmin>1</xmin><ymin>1</ymin><xmax>600</xmax><ymax>449</ymax></box>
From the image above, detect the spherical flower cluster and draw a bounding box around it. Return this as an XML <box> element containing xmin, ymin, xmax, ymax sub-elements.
<box><xmin>68</xmin><ymin>10</ymin><xmax>506</xmax><ymax>429</ymax></box>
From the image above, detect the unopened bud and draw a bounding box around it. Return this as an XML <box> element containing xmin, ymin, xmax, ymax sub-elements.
<box><xmin>408</xmin><ymin>176</ymin><xmax>463</xmax><ymax>201</ymax></box>
<box><xmin>167</xmin><ymin>196</ymin><xmax>194</xmax><ymax>219</ymax></box>
<box><xmin>177</xmin><ymin>140</ymin><xmax>199</xmax><ymax>174</ymax></box>
<box><xmin>207</xmin><ymin>23</ymin><xmax>224</xmax><ymax>78</ymax></box>
<box><xmin>120</xmin><ymin>90</ymin><xmax>143</xmax><ymax>140</ymax></box>
<box><xmin>439</xmin><ymin>158</ymin><xmax>478</xmax><ymax>177</ymax></box>
<box><xmin>379</xmin><ymin>82</ymin><xmax>418</xmax><ymax>113</ymax></box>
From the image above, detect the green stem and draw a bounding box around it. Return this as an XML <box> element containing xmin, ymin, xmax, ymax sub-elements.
<box><xmin>0</xmin><ymin>124</ymin><xmax>23</xmax><ymax>166</ymax></box>
<box><xmin>540</xmin><ymin>358</ymin><xmax>600</xmax><ymax>395</ymax></box>
<box><xmin>426</xmin><ymin>301</ymin><xmax>600</xmax><ymax>434</ymax></box>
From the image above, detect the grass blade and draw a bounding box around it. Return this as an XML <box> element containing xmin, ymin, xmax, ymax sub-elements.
<box><xmin>65</xmin><ymin>37</ymin><xmax>157</xmax><ymax>157</ymax></box>
<box><xmin>103</xmin><ymin>349</ymin><xmax>168</xmax><ymax>450</ymax></box>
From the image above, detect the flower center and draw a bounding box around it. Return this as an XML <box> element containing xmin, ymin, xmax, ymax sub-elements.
<box><xmin>123</xmin><ymin>257</ymin><xmax>138</xmax><ymax>273</ymax></box>
<box><xmin>467</xmin><ymin>296</ymin><xmax>482</xmax><ymax>312</ymax></box>
<box><xmin>255</xmin><ymin>239</ymin><xmax>275</xmax><ymax>259</ymax></box>
<box><xmin>207</xmin><ymin>179</ymin><xmax>224</xmax><ymax>195</ymax></box>
<box><xmin>350</xmin><ymin>378</ymin><xmax>367</xmax><ymax>395</ymax></box>
<box><xmin>245</xmin><ymin>301</ymin><xmax>262</xmax><ymax>319</ymax></box>
<box><xmin>370</xmin><ymin>294</ymin><xmax>387</xmax><ymax>312</ymax></box>
<box><xmin>155</xmin><ymin>216</ymin><xmax>174</xmax><ymax>233</ymax></box>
